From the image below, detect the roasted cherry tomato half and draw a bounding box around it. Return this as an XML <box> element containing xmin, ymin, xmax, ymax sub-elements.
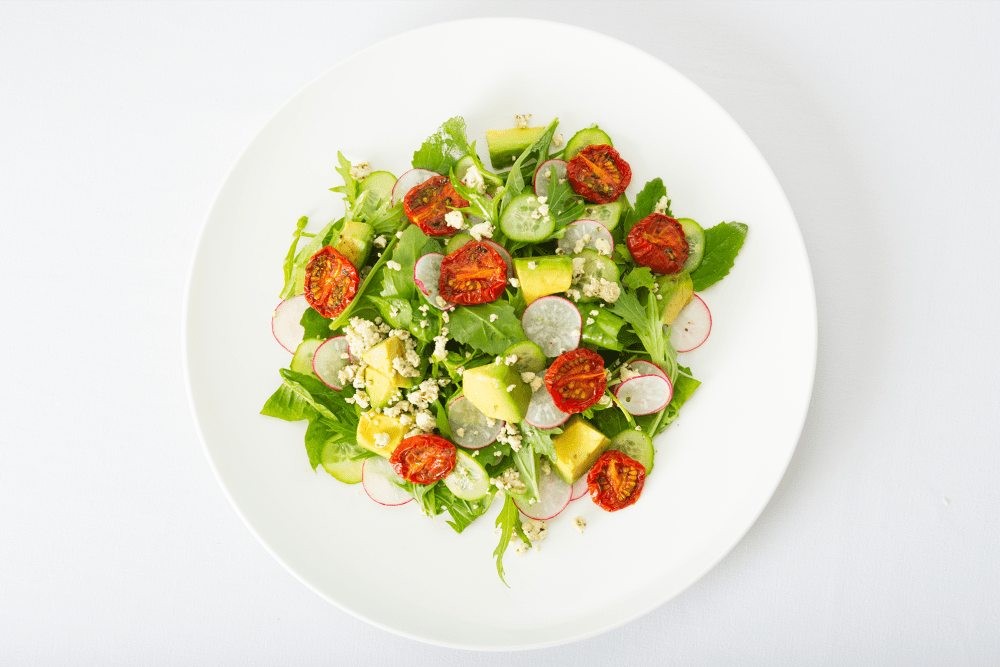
<box><xmin>390</xmin><ymin>434</ymin><xmax>457</xmax><ymax>485</ymax></box>
<box><xmin>566</xmin><ymin>144</ymin><xmax>632</xmax><ymax>204</ymax></box>
<box><xmin>402</xmin><ymin>174</ymin><xmax>470</xmax><ymax>237</ymax></box>
<box><xmin>626</xmin><ymin>213</ymin><xmax>690</xmax><ymax>275</ymax></box>
<box><xmin>588</xmin><ymin>450</ymin><xmax>646</xmax><ymax>512</ymax></box>
<box><xmin>439</xmin><ymin>241</ymin><xmax>508</xmax><ymax>305</ymax></box>
<box><xmin>303</xmin><ymin>246</ymin><xmax>359</xmax><ymax>318</ymax></box>
<box><xmin>545</xmin><ymin>349</ymin><xmax>608</xmax><ymax>414</ymax></box>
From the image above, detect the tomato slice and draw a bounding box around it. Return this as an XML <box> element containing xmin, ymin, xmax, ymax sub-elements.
<box><xmin>587</xmin><ymin>450</ymin><xmax>646</xmax><ymax>512</ymax></box>
<box><xmin>544</xmin><ymin>349</ymin><xmax>607</xmax><ymax>414</ymax></box>
<box><xmin>439</xmin><ymin>242</ymin><xmax>508</xmax><ymax>305</ymax></box>
<box><xmin>390</xmin><ymin>434</ymin><xmax>456</xmax><ymax>485</ymax></box>
<box><xmin>403</xmin><ymin>174</ymin><xmax>470</xmax><ymax>237</ymax></box>
<box><xmin>626</xmin><ymin>213</ymin><xmax>690</xmax><ymax>275</ymax></box>
<box><xmin>566</xmin><ymin>144</ymin><xmax>632</xmax><ymax>204</ymax></box>
<box><xmin>303</xmin><ymin>246</ymin><xmax>359</xmax><ymax>318</ymax></box>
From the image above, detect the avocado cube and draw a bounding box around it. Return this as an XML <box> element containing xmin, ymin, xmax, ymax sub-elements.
<box><xmin>485</xmin><ymin>127</ymin><xmax>546</xmax><ymax>169</ymax></box>
<box><xmin>551</xmin><ymin>416</ymin><xmax>611</xmax><ymax>484</ymax></box>
<box><xmin>356</xmin><ymin>412</ymin><xmax>406</xmax><ymax>458</ymax></box>
<box><xmin>514</xmin><ymin>256</ymin><xmax>573</xmax><ymax>305</ymax></box>
<box><xmin>462</xmin><ymin>363</ymin><xmax>531</xmax><ymax>422</ymax></box>
<box><xmin>365</xmin><ymin>367</ymin><xmax>400</xmax><ymax>409</ymax></box>
<box><xmin>362</xmin><ymin>336</ymin><xmax>406</xmax><ymax>384</ymax></box>
<box><xmin>334</xmin><ymin>220</ymin><xmax>375</xmax><ymax>269</ymax></box>
<box><xmin>657</xmin><ymin>273</ymin><xmax>694</xmax><ymax>326</ymax></box>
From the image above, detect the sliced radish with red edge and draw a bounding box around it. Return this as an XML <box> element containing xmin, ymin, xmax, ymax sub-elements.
<box><xmin>361</xmin><ymin>457</ymin><xmax>412</xmax><ymax>506</ymax></box>
<box><xmin>521</xmin><ymin>296</ymin><xmax>581</xmax><ymax>358</ymax></box>
<box><xmin>525</xmin><ymin>384</ymin><xmax>572</xmax><ymax>429</ymax></box>
<box><xmin>272</xmin><ymin>295</ymin><xmax>310</xmax><ymax>353</ymax></box>
<box><xmin>512</xmin><ymin>466</ymin><xmax>572</xmax><ymax>520</ymax></box>
<box><xmin>312</xmin><ymin>336</ymin><xmax>351</xmax><ymax>390</ymax></box>
<box><xmin>615</xmin><ymin>374</ymin><xmax>673</xmax><ymax>415</ymax></box>
<box><xmin>413</xmin><ymin>253</ymin><xmax>451</xmax><ymax>310</ymax></box>
<box><xmin>629</xmin><ymin>360</ymin><xmax>669</xmax><ymax>381</ymax></box>
<box><xmin>669</xmin><ymin>294</ymin><xmax>712</xmax><ymax>353</ymax></box>
<box><xmin>557</xmin><ymin>219</ymin><xmax>614</xmax><ymax>256</ymax></box>
<box><xmin>570</xmin><ymin>475</ymin><xmax>590</xmax><ymax>501</ymax></box>
<box><xmin>534</xmin><ymin>159</ymin><xmax>568</xmax><ymax>198</ymax></box>
<box><xmin>390</xmin><ymin>168</ymin><xmax>438</xmax><ymax>206</ymax></box>
<box><xmin>446</xmin><ymin>394</ymin><xmax>503</xmax><ymax>449</ymax></box>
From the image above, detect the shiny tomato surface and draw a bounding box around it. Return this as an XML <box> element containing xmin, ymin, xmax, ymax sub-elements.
<box><xmin>587</xmin><ymin>450</ymin><xmax>646</xmax><ymax>511</ymax></box>
<box><xmin>303</xmin><ymin>246</ymin><xmax>359</xmax><ymax>318</ymax></box>
<box><xmin>626</xmin><ymin>213</ymin><xmax>690</xmax><ymax>274</ymax></box>
<box><xmin>390</xmin><ymin>434</ymin><xmax>456</xmax><ymax>485</ymax></box>
<box><xmin>402</xmin><ymin>174</ymin><xmax>470</xmax><ymax>236</ymax></box>
<box><xmin>545</xmin><ymin>349</ymin><xmax>607</xmax><ymax>413</ymax></box>
<box><xmin>439</xmin><ymin>241</ymin><xmax>508</xmax><ymax>305</ymax></box>
<box><xmin>566</xmin><ymin>144</ymin><xmax>632</xmax><ymax>204</ymax></box>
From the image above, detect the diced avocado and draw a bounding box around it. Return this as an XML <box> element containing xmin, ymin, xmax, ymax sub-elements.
<box><xmin>486</xmin><ymin>127</ymin><xmax>546</xmax><ymax>169</ymax></box>
<box><xmin>462</xmin><ymin>363</ymin><xmax>531</xmax><ymax>422</ymax></box>
<box><xmin>514</xmin><ymin>256</ymin><xmax>573</xmax><ymax>305</ymax></box>
<box><xmin>356</xmin><ymin>412</ymin><xmax>406</xmax><ymax>458</ymax></box>
<box><xmin>657</xmin><ymin>273</ymin><xmax>694</xmax><ymax>326</ymax></box>
<box><xmin>551</xmin><ymin>415</ymin><xmax>611</xmax><ymax>484</ymax></box>
<box><xmin>334</xmin><ymin>220</ymin><xmax>375</xmax><ymax>269</ymax></box>
<box><xmin>365</xmin><ymin>367</ymin><xmax>399</xmax><ymax>409</ymax></box>
<box><xmin>362</xmin><ymin>336</ymin><xmax>406</xmax><ymax>384</ymax></box>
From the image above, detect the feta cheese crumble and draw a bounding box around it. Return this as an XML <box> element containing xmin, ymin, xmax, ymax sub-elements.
<box><xmin>445</xmin><ymin>210</ymin><xmax>465</xmax><ymax>230</ymax></box>
<box><xmin>573</xmin><ymin>517</ymin><xmax>586</xmax><ymax>533</ymax></box>
<box><xmin>386</xmin><ymin>260</ymin><xmax>402</xmax><ymax>271</ymax></box>
<box><xmin>349</xmin><ymin>159</ymin><xmax>372</xmax><ymax>180</ymax></box>
<box><xmin>514</xmin><ymin>114</ymin><xmax>532</xmax><ymax>129</ymax></box>
<box><xmin>653</xmin><ymin>195</ymin><xmax>670</xmax><ymax>215</ymax></box>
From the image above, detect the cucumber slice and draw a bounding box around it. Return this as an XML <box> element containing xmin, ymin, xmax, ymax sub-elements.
<box><xmin>321</xmin><ymin>442</ymin><xmax>364</xmax><ymax>484</ymax></box>
<box><xmin>677</xmin><ymin>218</ymin><xmax>705</xmax><ymax>272</ymax></box>
<box><xmin>500</xmin><ymin>193</ymin><xmax>554</xmax><ymax>242</ymax></box>
<box><xmin>607</xmin><ymin>429</ymin><xmax>654</xmax><ymax>474</ymax></box>
<box><xmin>454</xmin><ymin>156</ymin><xmax>476</xmax><ymax>183</ymax></box>
<box><xmin>358</xmin><ymin>170</ymin><xmax>396</xmax><ymax>204</ymax></box>
<box><xmin>290</xmin><ymin>339</ymin><xmax>324</xmax><ymax>376</ymax></box>
<box><xmin>444</xmin><ymin>450</ymin><xmax>490</xmax><ymax>500</ymax></box>
<box><xmin>445</xmin><ymin>233</ymin><xmax>473</xmax><ymax>254</ymax></box>
<box><xmin>486</xmin><ymin>127</ymin><xmax>546</xmax><ymax>169</ymax></box>
<box><xmin>582</xmin><ymin>202</ymin><xmax>622</xmax><ymax>231</ymax></box>
<box><xmin>573</xmin><ymin>248</ymin><xmax>620</xmax><ymax>284</ymax></box>
<box><xmin>504</xmin><ymin>341</ymin><xmax>547</xmax><ymax>372</ymax></box>
<box><xmin>564</xmin><ymin>127</ymin><xmax>613</xmax><ymax>161</ymax></box>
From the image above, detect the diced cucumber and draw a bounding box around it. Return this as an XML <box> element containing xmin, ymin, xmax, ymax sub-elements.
<box><xmin>572</xmin><ymin>248</ymin><xmax>620</xmax><ymax>295</ymax></box>
<box><xmin>504</xmin><ymin>341</ymin><xmax>547</xmax><ymax>373</ymax></box>
<box><xmin>358</xmin><ymin>170</ymin><xmax>396</xmax><ymax>205</ymax></box>
<box><xmin>321</xmin><ymin>442</ymin><xmax>365</xmax><ymax>484</ymax></box>
<box><xmin>564</xmin><ymin>127</ymin><xmax>613</xmax><ymax>161</ymax></box>
<box><xmin>444</xmin><ymin>450</ymin><xmax>490</xmax><ymax>500</ymax></box>
<box><xmin>500</xmin><ymin>193</ymin><xmax>554</xmax><ymax>242</ymax></box>
<box><xmin>582</xmin><ymin>202</ymin><xmax>622</xmax><ymax>231</ymax></box>
<box><xmin>677</xmin><ymin>218</ymin><xmax>705</xmax><ymax>272</ymax></box>
<box><xmin>445</xmin><ymin>233</ymin><xmax>473</xmax><ymax>254</ymax></box>
<box><xmin>290</xmin><ymin>339</ymin><xmax>324</xmax><ymax>377</ymax></box>
<box><xmin>607</xmin><ymin>429</ymin><xmax>655</xmax><ymax>474</ymax></box>
<box><xmin>486</xmin><ymin>127</ymin><xmax>546</xmax><ymax>169</ymax></box>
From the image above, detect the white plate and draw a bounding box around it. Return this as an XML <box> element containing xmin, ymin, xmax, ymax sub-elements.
<box><xmin>184</xmin><ymin>18</ymin><xmax>816</xmax><ymax>650</ymax></box>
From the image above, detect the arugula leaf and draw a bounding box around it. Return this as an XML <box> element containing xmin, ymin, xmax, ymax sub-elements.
<box><xmin>278</xmin><ymin>369</ymin><xmax>359</xmax><ymax>429</ymax></box>
<box><xmin>403</xmin><ymin>480</ymin><xmax>442</xmax><ymax>517</ymax></box>
<box><xmin>380</xmin><ymin>225</ymin><xmax>439</xmax><ymax>301</ymax></box>
<box><xmin>500</xmin><ymin>117</ymin><xmax>560</xmax><ymax>210</ymax></box>
<box><xmin>493</xmin><ymin>492</ymin><xmax>525</xmax><ymax>587</ymax></box>
<box><xmin>447</xmin><ymin>301</ymin><xmax>527</xmax><ymax>355</ymax></box>
<box><xmin>330</xmin><ymin>152</ymin><xmax>361</xmax><ymax>211</ymax></box>
<box><xmin>623</xmin><ymin>267</ymin><xmax>656</xmax><ymax>291</ymax></box>
<box><xmin>260</xmin><ymin>384</ymin><xmax>318</xmax><ymax>422</ymax></box>
<box><xmin>412</xmin><ymin>117</ymin><xmax>473</xmax><ymax>175</ymax></box>
<box><xmin>439</xmin><ymin>486</ymin><xmax>492</xmax><ymax>534</ymax></box>
<box><xmin>512</xmin><ymin>448</ymin><xmax>539</xmax><ymax>501</ymax></box>
<box><xmin>279</xmin><ymin>217</ymin><xmax>340</xmax><ymax>299</ymax></box>
<box><xmin>368</xmin><ymin>200</ymin><xmax>406</xmax><ymax>235</ymax></box>
<box><xmin>632</xmin><ymin>178</ymin><xmax>669</xmax><ymax>227</ymax></box>
<box><xmin>537</xmin><ymin>163</ymin><xmax>584</xmax><ymax>233</ymax></box>
<box><xmin>581</xmin><ymin>308</ymin><xmax>626</xmax><ymax>351</ymax></box>
<box><xmin>690</xmin><ymin>222</ymin><xmax>749</xmax><ymax>291</ymax></box>
<box><xmin>519</xmin><ymin>423</ymin><xmax>559</xmax><ymax>462</ymax></box>
<box><xmin>434</xmin><ymin>400</ymin><xmax>452</xmax><ymax>439</ymax></box>
<box><xmin>609</xmin><ymin>288</ymin><xmax>673</xmax><ymax>374</ymax></box>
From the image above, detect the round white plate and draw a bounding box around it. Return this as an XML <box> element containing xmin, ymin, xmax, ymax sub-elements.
<box><xmin>184</xmin><ymin>18</ymin><xmax>816</xmax><ymax>650</ymax></box>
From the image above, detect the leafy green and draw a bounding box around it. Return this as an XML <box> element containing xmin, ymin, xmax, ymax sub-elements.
<box><xmin>536</xmin><ymin>163</ymin><xmax>585</xmax><ymax>233</ymax></box>
<box><xmin>447</xmin><ymin>301</ymin><xmax>527</xmax><ymax>355</ymax></box>
<box><xmin>275</xmin><ymin>369</ymin><xmax>359</xmax><ymax>429</ymax></box>
<box><xmin>519</xmin><ymin>423</ymin><xmax>559</xmax><ymax>462</ymax></box>
<box><xmin>300</xmin><ymin>308</ymin><xmax>335</xmax><ymax>340</ymax></box>
<box><xmin>592</xmin><ymin>404</ymin><xmax>632</xmax><ymax>439</ymax></box>
<box><xmin>412</xmin><ymin>117</ymin><xmax>473</xmax><ymax>175</ymax></box>
<box><xmin>380</xmin><ymin>225</ymin><xmax>440</xmax><ymax>301</ymax></box>
<box><xmin>512</xmin><ymin>448</ymin><xmax>540</xmax><ymax>502</ymax></box>
<box><xmin>330</xmin><ymin>152</ymin><xmax>362</xmax><ymax>211</ymax></box>
<box><xmin>632</xmin><ymin>178</ymin><xmax>669</xmax><ymax>226</ymax></box>
<box><xmin>493</xmin><ymin>492</ymin><xmax>526</xmax><ymax>587</ymax></box>
<box><xmin>279</xmin><ymin>216</ymin><xmax>340</xmax><ymax>299</ymax></box>
<box><xmin>690</xmin><ymin>222</ymin><xmax>748</xmax><ymax>291</ymax></box>
<box><xmin>434</xmin><ymin>400</ymin><xmax>452</xmax><ymax>439</ymax></box>
<box><xmin>500</xmin><ymin>117</ymin><xmax>560</xmax><ymax>210</ymax></box>
<box><xmin>609</xmin><ymin>288</ymin><xmax>674</xmax><ymax>377</ymax></box>
<box><xmin>367</xmin><ymin>295</ymin><xmax>413</xmax><ymax>330</ymax></box>
<box><xmin>440</xmin><ymin>486</ymin><xmax>492</xmax><ymax>534</ymax></box>
<box><xmin>581</xmin><ymin>308</ymin><xmax>626</xmax><ymax>351</ymax></box>
<box><xmin>304</xmin><ymin>419</ymin><xmax>341</xmax><ymax>471</ymax></box>
<box><xmin>260</xmin><ymin>384</ymin><xmax>317</xmax><ymax>422</ymax></box>
<box><xmin>623</xmin><ymin>267</ymin><xmax>656</xmax><ymax>291</ymax></box>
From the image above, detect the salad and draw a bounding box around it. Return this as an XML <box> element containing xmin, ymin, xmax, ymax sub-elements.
<box><xmin>262</xmin><ymin>116</ymin><xmax>748</xmax><ymax>584</ymax></box>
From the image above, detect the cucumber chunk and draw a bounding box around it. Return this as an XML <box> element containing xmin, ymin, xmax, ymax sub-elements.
<box><xmin>500</xmin><ymin>193</ymin><xmax>554</xmax><ymax>242</ymax></box>
<box><xmin>572</xmin><ymin>248</ymin><xmax>620</xmax><ymax>300</ymax></box>
<box><xmin>321</xmin><ymin>442</ymin><xmax>365</xmax><ymax>484</ymax></box>
<box><xmin>564</xmin><ymin>127</ymin><xmax>613</xmax><ymax>161</ymax></box>
<box><xmin>504</xmin><ymin>341</ymin><xmax>547</xmax><ymax>373</ymax></box>
<box><xmin>677</xmin><ymin>218</ymin><xmax>705</xmax><ymax>273</ymax></box>
<box><xmin>358</xmin><ymin>170</ymin><xmax>396</xmax><ymax>204</ymax></box>
<box><xmin>607</xmin><ymin>429</ymin><xmax>655</xmax><ymax>474</ymax></box>
<box><xmin>290</xmin><ymin>339</ymin><xmax>324</xmax><ymax>377</ymax></box>
<box><xmin>444</xmin><ymin>451</ymin><xmax>490</xmax><ymax>500</ymax></box>
<box><xmin>486</xmin><ymin>127</ymin><xmax>546</xmax><ymax>170</ymax></box>
<box><xmin>445</xmin><ymin>233</ymin><xmax>473</xmax><ymax>254</ymax></box>
<box><xmin>582</xmin><ymin>202</ymin><xmax>622</xmax><ymax>231</ymax></box>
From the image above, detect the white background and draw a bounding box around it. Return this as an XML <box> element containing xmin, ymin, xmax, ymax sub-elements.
<box><xmin>2</xmin><ymin>1</ymin><xmax>998</xmax><ymax>664</ymax></box>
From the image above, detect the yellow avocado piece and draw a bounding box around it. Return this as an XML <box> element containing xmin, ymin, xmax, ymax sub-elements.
<box><xmin>514</xmin><ymin>256</ymin><xmax>573</xmax><ymax>305</ymax></box>
<box><xmin>551</xmin><ymin>416</ymin><xmax>611</xmax><ymax>484</ymax></box>
<box><xmin>462</xmin><ymin>363</ymin><xmax>531</xmax><ymax>422</ymax></box>
<box><xmin>356</xmin><ymin>413</ymin><xmax>406</xmax><ymax>458</ymax></box>
<box><xmin>362</xmin><ymin>336</ymin><xmax>406</xmax><ymax>384</ymax></box>
<box><xmin>657</xmin><ymin>273</ymin><xmax>694</xmax><ymax>326</ymax></box>
<box><xmin>365</xmin><ymin>367</ymin><xmax>400</xmax><ymax>409</ymax></box>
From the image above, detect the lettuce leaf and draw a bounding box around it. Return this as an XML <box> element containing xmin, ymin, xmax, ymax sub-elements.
<box><xmin>412</xmin><ymin>117</ymin><xmax>473</xmax><ymax>175</ymax></box>
<box><xmin>690</xmin><ymin>222</ymin><xmax>748</xmax><ymax>291</ymax></box>
<box><xmin>447</xmin><ymin>301</ymin><xmax>527</xmax><ymax>355</ymax></box>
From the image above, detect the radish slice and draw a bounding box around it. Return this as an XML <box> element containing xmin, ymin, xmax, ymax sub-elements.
<box><xmin>557</xmin><ymin>219</ymin><xmax>614</xmax><ymax>256</ymax></box>
<box><xmin>521</xmin><ymin>296</ymin><xmax>581</xmax><ymax>358</ymax></box>
<box><xmin>615</xmin><ymin>374</ymin><xmax>673</xmax><ymax>415</ymax></box>
<box><xmin>312</xmin><ymin>336</ymin><xmax>351</xmax><ymax>390</ymax></box>
<box><xmin>534</xmin><ymin>159</ymin><xmax>568</xmax><ymax>198</ymax></box>
<box><xmin>629</xmin><ymin>360</ymin><xmax>669</xmax><ymax>381</ymax></box>
<box><xmin>413</xmin><ymin>253</ymin><xmax>450</xmax><ymax>310</ymax></box>
<box><xmin>271</xmin><ymin>295</ymin><xmax>310</xmax><ymax>353</ymax></box>
<box><xmin>390</xmin><ymin>168</ymin><xmax>438</xmax><ymax>206</ymax></box>
<box><xmin>669</xmin><ymin>294</ymin><xmax>712</xmax><ymax>353</ymax></box>
<box><xmin>525</xmin><ymin>384</ymin><xmax>571</xmax><ymax>429</ymax></box>
<box><xmin>361</xmin><ymin>457</ymin><xmax>412</xmax><ymax>506</ymax></box>
<box><xmin>446</xmin><ymin>394</ymin><xmax>503</xmax><ymax>449</ymax></box>
<box><xmin>570</xmin><ymin>475</ymin><xmax>590</xmax><ymax>501</ymax></box>
<box><xmin>481</xmin><ymin>240</ymin><xmax>514</xmax><ymax>281</ymax></box>
<box><xmin>513</xmin><ymin>466</ymin><xmax>572</xmax><ymax>520</ymax></box>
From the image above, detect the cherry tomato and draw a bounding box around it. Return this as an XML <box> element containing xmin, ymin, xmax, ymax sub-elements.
<box><xmin>403</xmin><ymin>174</ymin><xmax>470</xmax><ymax>237</ymax></box>
<box><xmin>587</xmin><ymin>450</ymin><xmax>646</xmax><ymax>512</ymax></box>
<box><xmin>439</xmin><ymin>242</ymin><xmax>508</xmax><ymax>305</ymax></box>
<box><xmin>626</xmin><ymin>213</ymin><xmax>690</xmax><ymax>275</ymax></box>
<box><xmin>545</xmin><ymin>349</ymin><xmax>607</xmax><ymax>413</ymax></box>
<box><xmin>303</xmin><ymin>246</ymin><xmax>359</xmax><ymax>318</ymax></box>
<box><xmin>566</xmin><ymin>144</ymin><xmax>632</xmax><ymax>204</ymax></box>
<box><xmin>390</xmin><ymin>434</ymin><xmax>456</xmax><ymax>485</ymax></box>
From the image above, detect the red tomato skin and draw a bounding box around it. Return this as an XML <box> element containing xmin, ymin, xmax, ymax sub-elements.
<box><xmin>303</xmin><ymin>246</ymin><xmax>359</xmax><ymax>318</ymax></box>
<box><xmin>566</xmin><ymin>145</ymin><xmax>632</xmax><ymax>204</ymax></box>
<box><xmin>390</xmin><ymin>435</ymin><xmax>456</xmax><ymax>485</ymax></box>
<box><xmin>544</xmin><ymin>349</ymin><xmax>607</xmax><ymax>413</ymax></box>
<box><xmin>439</xmin><ymin>241</ymin><xmax>508</xmax><ymax>305</ymax></box>
<box><xmin>626</xmin><ymin>213</ymin><xmax>690</xmax><ymax>274</ymax></box>
<box><xmin>587</xmin><ymin>450</ymin><xmax>646</xmax><ymax>512</ymax></box>
<box><xmin>403</xmin><ymin>175</ymin><xmax>470</xmax><ymax>237</ymax></box>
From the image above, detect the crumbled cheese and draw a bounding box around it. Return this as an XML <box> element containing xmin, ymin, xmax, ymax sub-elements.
<box><xmin>506</xmin><ymin>384</ymin><xmax>515</xmax><ymax>392</ymax></box>
<box><xmin>456</xmin><ymin>366</ymin><xmax>465</xmax><ymax>376</ymax></box>
<box><xmin>530</xmin><ymin>209</ymin><xmax>542</xmax><ymax>220</ymax></box>
<box><xmin>415</xmin><ymin>410</ymin><xmax>436</xmax><ymax>432</ymax></box>
<box><xmin>373</xmin><ymin>235</ymin><xmax>387</xmax><ymax>249</ymax></box>
<box><xmin>514</xmin><ymin>114</ymin><xmax>532</xmax><ymax>129</ymax></box>
<box><xmin>520</xmin><ymin>371</ymin><xmax>536</xmax><ymax>384</ymax></box>
<box><xmin>445</xmin><ymin>210</ymin><xmax>465</xmax><ymax>230</ymax></box>
<box><xmin>504</xmin><ymin>354</ymin><xmax>518</xmax><ymax>366</ymax></box>
<box><xmin>406</xmin><ymin>379</ymin><xmax>440</xmax><ymax>409</ymax></box>
<box><xmin>594</xmin><ymin>238</ymin><xmax>611</xmax><ymax>256</ymax></box>
<box><xmin>590</xmin><ymin>309</ymin><xmax>600</xmax><ymax>316</ymax></box>
<box><xmin>509</xmin><ymin>277</ymin><xmax>519</xmax><ymax>288</ymax></box>
<box><xmin>461</xmin><ymin>164</ymin><xmax>487</xmax><ymax>194</ymax></box>
<box><xmin>349</xmin><ymin>159</ymin><xmax>372</xmax><ymax>180</ymax></box>
<box><xmin>619</xmin><ymin>364</ymin><xmax>641</xmax><ymax>383</ymax></box>
<box><xmin>374</xmin><ymin>432</ymin><xmax>390</xmax><ymax>449</ymax></box>
<box><xmin>528</xmin><ymin>261</ymin><xmax>537</xmax><ymax>270</ymax></box>
<box><xmin>566</xmin><ymin>288</ymin><xmax>581</xmax><ymax>301</ymax></box>
<box><xmin>653</xmin><ymin>195</ymin><xmax>670</xmax><ymax>215</ymax></box>
<box><xmin>418</xmin><ymin>304</ymin><xmax>430</xmax><ymax>314</ymax></box>
<box><xmin>489</xmin><ymin>313</ymin><xmax>499</xmax><ymax>323</ymax></box>
<box><xmin>530</xmin><ymin>376</ymin><xmax>544</xmax><ymax>392</ymax></box>
<box><xmin>442</xmin><ymin>311</ymin><xmax>450</xmax><ymax>323</ymax></box>
<box><xmin>586</xmin><ymin>317</ymin><xmax>595</xmax><ymax>325</ymax></box>
<box><xmin>386</xmin><ymin>260</ymin><xmax>402</xmax><ymax>271</ymax></box>
<box><xmin>457</xmin><ymin>428</ymin><xmax>465</xmax><ymax>438</ymax></box>
<box><xmin>420</xmin><ymin>319</ymin><xmax>428</xmax><ymax>328</ymax></box>
<box><xmin>552</xmin><ymin>133</ymin><xmax>564</xmax><ymax>147</ymax></box>
<box><xmin>573</xmin><ymin>517</ymin><xmax>586</xmax><ymax>533</ymax></box>
<box><xmin>469</xmin><ymin>221</ymin><xmax>494</xmax><ymax>241</ymax></box>
<box><xmin>491</xmin><ymin>468</ymin><xmax>526</xmax><ymax>494</ymax></box>
<box><xmin>396</xmin><ymin>231</ymin><xmax>404</xmax><ymax>239</ymax></box>
<box><xmin>537</xmin><ymin>203</ymin><xmax>549</xmax><ymax>216</ymax></box>
<box><xmin>537</xmin><ymin>196</ymin><xmax>547</xmax><ymax>205</ymax></box>
<box><xmin>435</xmin><ymin>295</ymin><xmax>449</xmax><ymax>309</ymax></box>
<box><xmin>431</xmin><ymin>330</ymin><xmax>449</xmax><ymax>361</ymax></box>
<box><xmin>572</xmin><ymin>256</ymin><xmax>586</xmax><ymax>280</ymax></box>
<box><xmin>521</xmin><ymin>518</ymin><xmax>548</xmax><ymax>543</ymax></box>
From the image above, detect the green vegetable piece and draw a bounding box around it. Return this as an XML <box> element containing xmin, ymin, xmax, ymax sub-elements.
<box><xmin>582</xmin><ymin>202</ymin><xmax>622</xmax><ymax>231</ymax></box>
<box><xmin>447</xmin><ymin>302</ymin><xmax>527</xmax><ymax>355</ymax></box>
<box><xmin>486</xmin><ymin>126</ymin><xmax>547</xmax><ymax>169</ymax></box>
<box><xmin>290</xmin><ymin>339</ymin><xmax>323</xmax><ymax>377</ymax></box>
<box><xmin>550</xmin><ymin>415</ymin><xmax>610</xmax><ymax>484</ymax></box>
<box><xmin>412</xmin><ymin>116</ymin><xmax>473</xmax><ymax>175</ymax></box>
<box><xmin>513</xmin><ymin>256</ymin><xmax>573</xmax><ymax>305</ymax></box>
<box><xmin>581</xmin><ymin>308</ymin><xmax>626</xmax><ymax>351</ymax></box>
<box><xmin>445</xmin><ymin>233</ymin><xmax>473</xmax><ymax>254</ymax></box>
<box><xmin>563</xmin><ymin>126</ymin><xmax>613</xmax><ymax>161</ymax></box>
<box><xmin>462</xmin><ymin>362</ymin><xmax>531</xmax><ymax>423</ymax></box>
<box><xmin>689</xmin><ymin>222</ymin><xmax>749</xmax><ymax>291</ymax></box>
<box><xmin>656</xmin><ymin>272</ymin><xmax>694</xmax><ymax>326</ymax></box>
<box><xmin>334</xmin><ymin>220</ymin><xmax>375</xmax><ymax>269</ymax></box>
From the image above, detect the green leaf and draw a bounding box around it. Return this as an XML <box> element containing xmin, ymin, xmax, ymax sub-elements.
<box><xmin>581</xmin><ymin>307</ymin><xmax>626</xmax><ymax>351</ymax></box>
<box><xmin>511</xmin><ymin>448</ymin><xmax>539</xmax><ymax>502</ymax></box>
<box><xmin>367</xmin><ymin>295</ymin><xmax>413</xmax><ymax>330</ymax></box>
<box><xmin>434</xmin><ymin>400</ymin><xmax>452</xmax><ymax>439</ymax></box>
<box><xmin>403</xmin><ymin>480</ymin><xmax>442</xmax><ymax>517</ymax></box>
<box><xmin>278</xmin><ymin>369</ymin><xmax>360</xmax><ymax>432</ymax></box>
<box><xmin>536</xmin><ymin>162</ymin><xmax>584</xmax><ymax>232</ymax></box>
<box><xmin>260</xmin><ymin>384</ymin><xmax>317</xmax><ymax>422</ymax></box>
<box><xmin>380</xmin><ymin>225</ymin><xmax>439</xmax><ymax>301</ymax></box>
<box><xmin>493</xmin><ymin>493</ymin><xmax>524</xmax><ymax>587</ymax></box>
<box><xmin>447</xmin><ymin>301</ymin><xmax>527</xmax><ymax>355</ymax></box>
<box><xmin>519</xmin><ymin>423</ymin><xmax>559</xmax><ymax>462</ymax></box>
<box><xmin>623</xmin><ymin>267</ymin><xmax>656</xmax><ymax>292</ymax></box>
<box><xmin>690</xmin><ymin>222</ymin><xmax>749</xmax><ymax>291</ymax></box>
<box><xmin>412</xmin><ymin>117</ymin><xmax>473</xmax><ymax>175</ymax></box>
<box><xmin>632</xmin><ymin>178</ymin><xmax>669</xmax><ymax>228</ymax></box>
<box><xmin>300</xmin><ymin>308</ymin><xmax>334</xmax><ymax>340</ymax></box>
<box><xmin>303</xmin><ymin>418</ymin><xmax>337</xmax><ymax>471</ymax></box>
<box><xmin>331</xmin><ymin>152</ymin><xmax>361</xmax><ymax>211</ymax></box>
<box><xmin>439</xmin><ymin>486</ymin><xmax>492</xmax><ymax>534</ymax></box>
<box><xmin>591</xmin><ymin>405</ymin><xmax>631</xmax><ymax>439</ymax></box>
<box><xmin>500</xmin><ymin>117</ymin><xmax>560</xmax><ymax>210</ymax></box>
